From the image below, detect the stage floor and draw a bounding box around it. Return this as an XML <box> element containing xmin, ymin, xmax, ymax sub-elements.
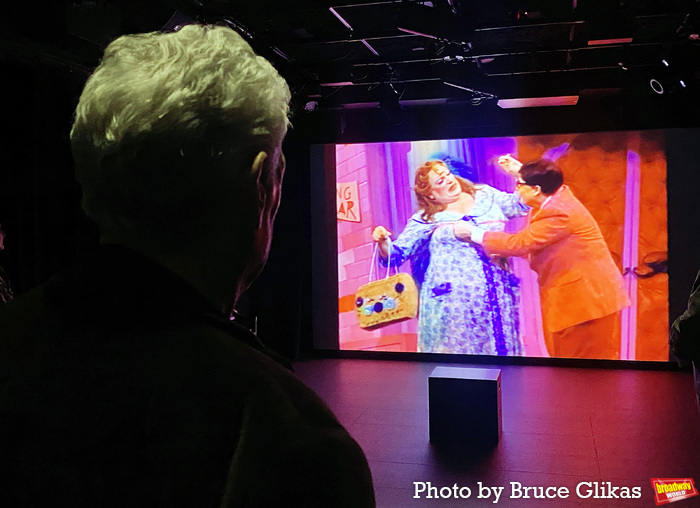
<box><xmin>294</xmin><ymin>358</ymin><xmax>700</xmax><ymax>507</ymax></box>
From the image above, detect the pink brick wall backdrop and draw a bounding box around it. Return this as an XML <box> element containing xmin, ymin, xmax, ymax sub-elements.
<box><xmin>336</xmin><ymin>144</ymin><xmax>376</xmax><ymax>347</ymax></box>
<box><xmin>336</xmin><ymin>144</ymin><xmax>418</xmax><ymax>351</ymax></box>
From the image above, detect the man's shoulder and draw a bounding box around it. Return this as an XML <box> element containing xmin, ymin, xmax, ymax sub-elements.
<box><xmin>537</xmin><ymin>187</ymin><xmax>580</xmax><ymax>217</ymax></box>
<box><xmin>229</xmin><ymin>364</ymin><xmax>375</xmax><ymax>506</ymax></box>
<box><xmin>0</xmin><ymin>294</ymin><xmax>374</xmax><ymax>505</ymax></box>
<box><xmin>202</xmin><ymin>346</ymin><xmax>375</xmax><ymax>506</ymax></box>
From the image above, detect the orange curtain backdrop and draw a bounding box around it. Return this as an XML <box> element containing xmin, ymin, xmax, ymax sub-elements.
<box><xmin>635</xmin><ymin>132</ymin><xmax>668</xmax><ymax>361</ymax></box>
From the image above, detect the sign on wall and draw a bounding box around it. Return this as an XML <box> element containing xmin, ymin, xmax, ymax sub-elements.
<box><xmin>337</xmin><ymin>181</ymin><xmax>361</xmax><ymax>222</ymax></box>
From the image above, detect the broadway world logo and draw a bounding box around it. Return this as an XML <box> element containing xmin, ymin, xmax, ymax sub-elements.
<box><xmin>650</xmin><ymin>478</ymin><xmax>698</xmax><ymax>505</ymax></box>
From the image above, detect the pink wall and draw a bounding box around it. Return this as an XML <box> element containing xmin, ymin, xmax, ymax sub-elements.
<box><xmin>336</xmin><ymin>144</ymin><xmax>417</xmax><ymax>351</ymax></box>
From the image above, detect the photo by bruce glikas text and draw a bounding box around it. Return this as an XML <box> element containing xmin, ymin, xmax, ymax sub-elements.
<box><xmin>413</xmin><ymin>481</ymin><xmax>642</xmax><ymax>502</ymax></box>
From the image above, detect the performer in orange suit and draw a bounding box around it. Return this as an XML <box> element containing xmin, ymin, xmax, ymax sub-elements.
<box><xmin>456</xmin><ymin>157</ymin><xmax>630</xmax><ymax>359</ymax></box>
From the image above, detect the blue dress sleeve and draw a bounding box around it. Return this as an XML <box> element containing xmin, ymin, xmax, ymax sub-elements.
<box><xmin>486</xmin><ymin>185</ymin><xmax>529</xmax><ymax>219</ymax></box>
<box><xmin>381</xmin><ymin>216</ymin><xmax>435</xmax><ymax>269</ymax></box>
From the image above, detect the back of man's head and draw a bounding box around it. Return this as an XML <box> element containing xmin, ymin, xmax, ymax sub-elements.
<box><xmin>519</xmin><ymin>158</ymin><xmax>564</xmax><ymax>195</ymax></box>
<box><xmin>70</xmin><ymin>24</ymin><xmax>291</xmax><ymax>243</ymax></box>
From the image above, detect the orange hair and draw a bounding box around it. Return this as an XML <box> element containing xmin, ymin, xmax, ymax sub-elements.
<box><xmin>414</xmin><ymin>160</ymin><xmax>476</xmax><ymax>222</ymax></box>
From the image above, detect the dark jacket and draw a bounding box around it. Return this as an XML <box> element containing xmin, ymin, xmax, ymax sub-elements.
<box><xmin>671</xmin><ymin>270</ymin><xmax>700</xmax><ymax>363</ymax></box>
<box><xmin>670</xmin><ymin>268</ymin><xmax>700</xmax><ymax>406</ymax></box>
<box><xmin>0</xmin><ymin>245</ymin><xmax>374</xmax><ymax>507</ymax></box>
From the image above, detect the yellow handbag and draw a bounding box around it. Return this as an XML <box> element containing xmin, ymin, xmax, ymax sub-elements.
<box><xmin>355</xmin><ymin>243</ymin><xmax>418</xmax><ymax>330</ymax></box>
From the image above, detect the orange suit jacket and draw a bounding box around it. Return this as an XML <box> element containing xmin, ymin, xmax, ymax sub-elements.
<box><xmin>482</xmin><ymin>186</ymin><xmax>630</xmax><ymax>332</ymax></box>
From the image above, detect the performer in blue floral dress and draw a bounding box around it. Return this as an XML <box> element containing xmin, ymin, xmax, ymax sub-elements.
<box><xmin>373</xmin><ymin>160</ymin><xmax>527</xmax><ymax>355</ymax></box>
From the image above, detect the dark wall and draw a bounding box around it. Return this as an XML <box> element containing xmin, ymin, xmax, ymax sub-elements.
<box><xmin>0</xmin><ymin>62</ymin><xmax>98</xmax><ymax>296</ymax></box>
<box><xmin>667</xmin><ymin>129</ymin><xmax>700</xmax><ymax>321</ymax></box>
<box><xmin>239</xmin><ymin>130</ymin><xmax>314</xmax><ymax>360</ymax></box>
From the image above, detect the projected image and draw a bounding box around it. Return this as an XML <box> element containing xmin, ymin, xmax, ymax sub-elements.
<box><xmin>335</xmin><ymin>131</ymin><xmax>668</xmax><ymax>361</ymax></box>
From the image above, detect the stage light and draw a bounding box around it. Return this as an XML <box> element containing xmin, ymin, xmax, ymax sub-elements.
<box><xmin>649</xmin><ymin>78</ymin><xmax>664</xmax><ymax>95</ymax></box>
<box><xmin>646</xmin><ymin>44</ymin><xmax>695</xmax><ymax>96</ymax></box>
<box><xmin>587</xmin><ymin>38</ymin><xmax>633</xmax><ymax>46</ymax></box>
<box><xmin>648</xmin><ymin>74</ymin><xmax>690</xmax><ymax>95</ymax></box>
<box><xmin>319</xmin><ymin>65</ymin><xmax>356</xmax><ymax>88</ymax></box>
<box><xmin>497</xmin><ymin>96</ymin><xmax>579</xmax><ymax>108</ymax></box>
<box><xmin>304</xmin><ymin>100</ymin><xmax>319</xmax><ymax>112</ymax></box>
<box><xmin>583</xmin><ymin>0</ymin><xmax>635</xmax><ymax>46</ymax></box>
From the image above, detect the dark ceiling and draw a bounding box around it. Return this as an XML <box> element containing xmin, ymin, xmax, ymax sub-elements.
<box><xmin>223</xmin><ymin>0</ymin><xmax>700</xmax><ymax>113</ymax></box>
<box><xmin>2</xmin><ymin>0</ymin><xmax>700</xmax><ymax>135</ymax></box>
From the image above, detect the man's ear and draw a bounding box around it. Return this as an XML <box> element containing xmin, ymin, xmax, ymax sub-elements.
<box><xmin>251</xmin><ymin>151</ymin><xmax>269</xmax><ymax>229</ymax></box>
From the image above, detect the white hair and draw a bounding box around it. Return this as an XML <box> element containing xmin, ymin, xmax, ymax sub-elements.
<box><xmin>70</xmin><ymin>24</ymin><xmax>291</xmax><ymax>234</ymax></box>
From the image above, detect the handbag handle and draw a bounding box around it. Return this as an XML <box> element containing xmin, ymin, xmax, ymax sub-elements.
<box><xmin>368</xmin><ymin>222</ymin><xmax>448</xmax><ymax>284</ymax></box>
<box><xmin>369</xmin><ymin>240</ymin><xmax>397</xmax><ymax>283</ymax></box>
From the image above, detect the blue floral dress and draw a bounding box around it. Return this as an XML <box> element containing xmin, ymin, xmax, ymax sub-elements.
<box><xmin>385</xmin><ymin>185</ymin><xmax>528</xmax><ymax>355</ymax></box>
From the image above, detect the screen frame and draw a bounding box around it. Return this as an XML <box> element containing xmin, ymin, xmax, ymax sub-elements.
<box><xmin>309</xmin><ymin>127</ymin><xmax>700</xmax><ymax>369</ymax></box>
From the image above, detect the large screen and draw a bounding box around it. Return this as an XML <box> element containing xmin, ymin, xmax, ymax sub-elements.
<box><xmin>330</xmin><ymin>131</ymin><xmax>668</xmax><ymax>361</ymax></box>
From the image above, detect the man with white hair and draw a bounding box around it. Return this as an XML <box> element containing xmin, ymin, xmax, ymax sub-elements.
<box><xmin>0</xmin><ymin>24</ymin><xmax>374</xmax><ymax>506</ymax></box>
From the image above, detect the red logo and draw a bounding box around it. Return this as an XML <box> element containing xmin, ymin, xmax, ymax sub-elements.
<box><xmin>650</xmin><ymin>478</ymin><xmax>698</xmax><ymax>505</ymax></box>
